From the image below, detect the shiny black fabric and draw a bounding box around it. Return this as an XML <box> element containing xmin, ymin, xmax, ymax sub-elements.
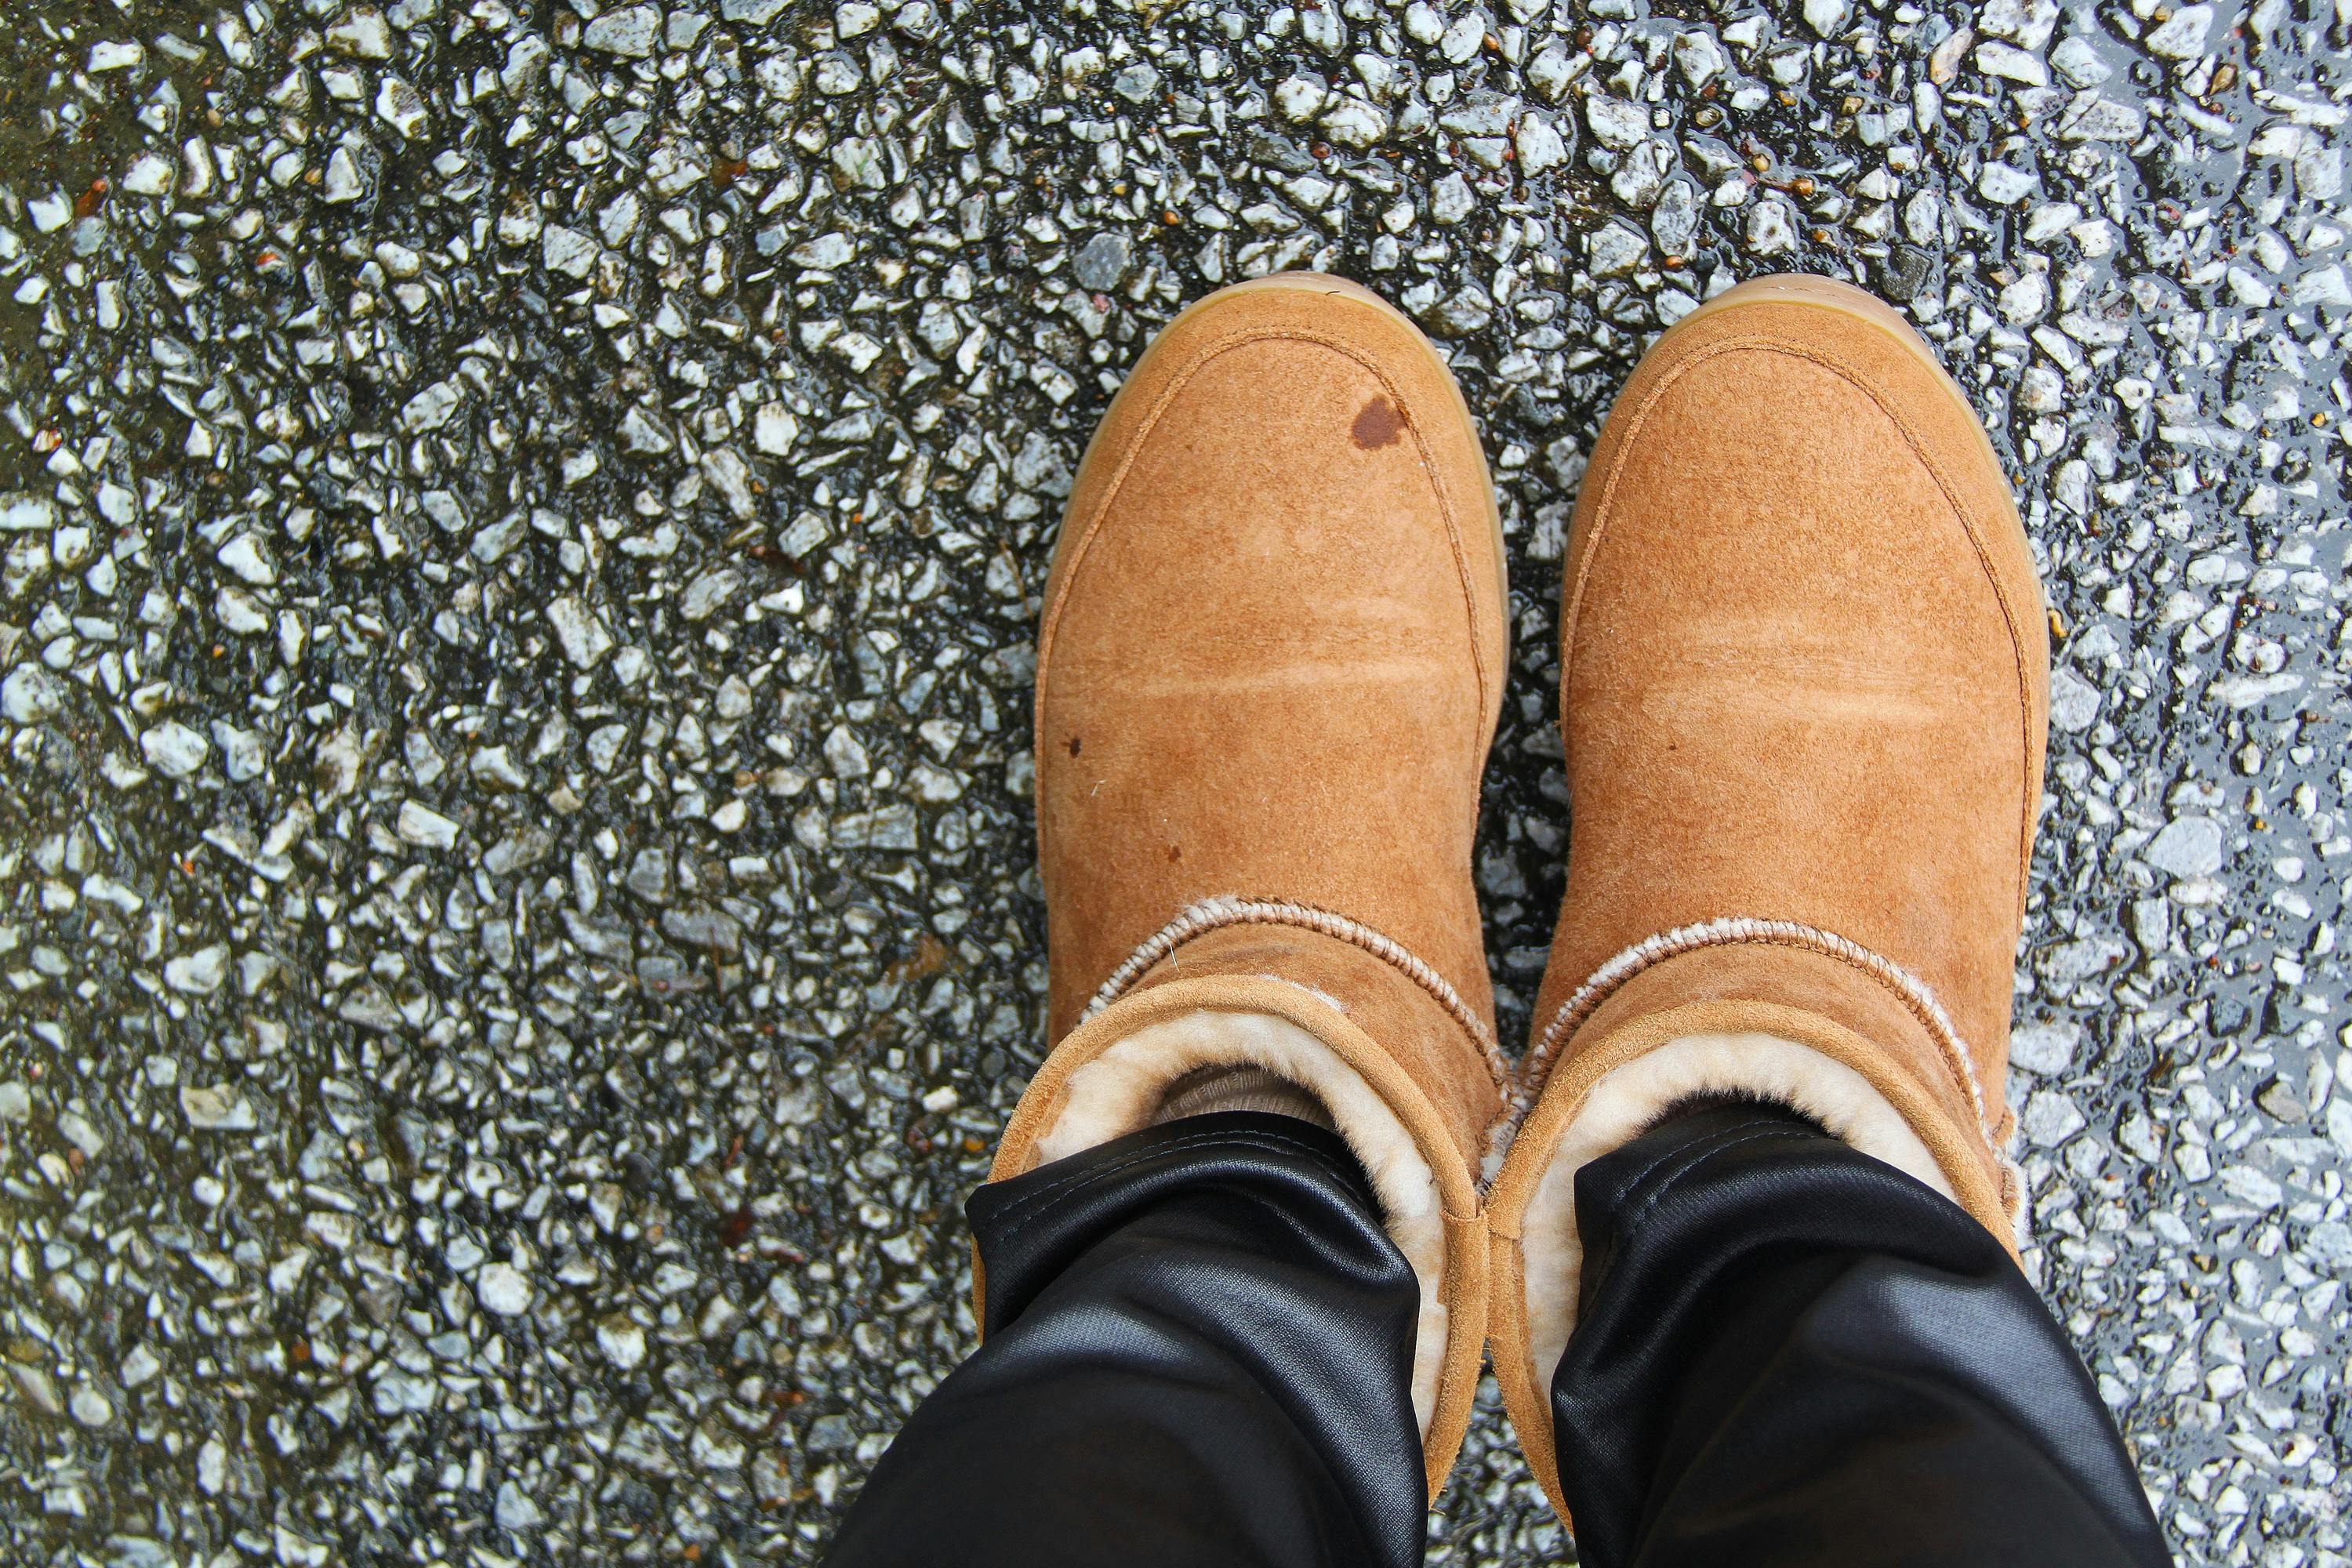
<box><xmin>824</xmin><ymin>1112</ymin><xmax>1428</xmax><ymax>1568</ymax></box>
<box><xmin>825</xmin><ymin>1098</ymin><xmax>2169</xmax><ymax>1568</ymax></box>
<box><xmin>1552</xmin><ymin>1098</ymin><xmax>2171</xmax><ymax>1568</ymax></box>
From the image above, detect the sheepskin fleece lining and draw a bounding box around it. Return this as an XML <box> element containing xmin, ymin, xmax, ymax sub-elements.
<box><xmin>1033</xmin><ymin>1006</ymin><xmax>1450</xmax><ymax>1433</ymax></box>
<box><xmin>1519</xmin><ymin>1032</ymin><xmax>1953</xmax><ymax>1392</ymax></box>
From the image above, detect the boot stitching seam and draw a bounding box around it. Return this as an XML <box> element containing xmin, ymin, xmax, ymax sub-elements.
<box><xmin>1079</xmin><ymin>894</ymin><xmax>1512</xmax><ymax>1105</ymax></box>
<box><xmin>1513</xmin><ymin>916</ymin><xmax>1998</xmax><ymax>1163</ymax></box>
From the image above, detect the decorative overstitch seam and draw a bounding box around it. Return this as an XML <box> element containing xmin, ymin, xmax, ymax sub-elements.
<box><xmin>1559</xmin><ymin>333</ymin><xmax>2041</xmax><ymax>913</ymax></box>
<box><xmin>1080</xmin><ymin>894</ymin><xmax>1512</xmax><ymax>1102</ymax></box>
<box><xmin>1037</xmin><ymin>321</ymin><xmax>1497</xmax><ymax>745</ymax></box>
<box><xmin>1512</xmin><ymin>916</ymin><xmax>2000</xmax><ymax>1158</ymax></box>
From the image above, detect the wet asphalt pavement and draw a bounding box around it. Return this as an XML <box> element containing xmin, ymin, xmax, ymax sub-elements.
<box><xmin>1</xmin><ymin>0</ymin><xmax>2349</xmax><ymax>1563</ymax></box>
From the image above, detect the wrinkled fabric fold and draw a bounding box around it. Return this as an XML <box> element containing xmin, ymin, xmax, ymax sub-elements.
<box><xmin>827</xmin><ymin>1099</ymin><xmax>2167</xmax><ymax>1568</ymax></box>
<box><xmin>824</xmin><ymin>1112</ymin><xmax>1427</xmax><ymax>1568</ymax></box>
<box><xmin>1550</xmin><ymin>1099</ymin><xmax>2170</xmax><ymax>1568</ymax></box>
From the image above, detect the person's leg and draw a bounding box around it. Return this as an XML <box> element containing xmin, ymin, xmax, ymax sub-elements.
<box><xmin>823</xmin><ymin>1108</ymin><xmax>1428</xmax><ymax>1568</ymax></box>
<box><xmin>899</xmin><ymin>270</ymin><xmax>1513</xmax><ymax>1564</ymax></box>
<box><xmin>1549</xmin><ymin>1098</ymin><xmax>2170</xmax><ymax>1568</ymax></box>
<box><xmin>1484</xmin><ymin>273</ymin><xmax>2103</xmax><ymax>1547</ymax></box>
<box><xmin>832</xmin><ymin>273</ymin><xmax>1512</xmax><ymax>1565</ymax></box>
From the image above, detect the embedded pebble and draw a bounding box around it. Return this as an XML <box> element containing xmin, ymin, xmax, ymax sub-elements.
<box><xmin>495</xmin><ymin>1482</ymin><xmax>545</xmax><ymax>1531</ymax></box>
<box><xmin>140</xmin><ymin>722</ymin><xmax>208</xmax><ymax>777</ymax></box>
<box><xmin>583</xmin><ymin>4</ymin><xmax>662</xmax><ymax>58</ymax></box>
<box><xmin>1072</xmin><ymin>233</ymin><xmax>1132</xmax><ymax>293</ymax></box>
<box><xmin>477</xmin><ymin>1262</ymin><xmax>534</xmax><ymax>1316</ymax></box>
<box><xmin>322</xmin><ymin>145</ymin><xmax>368</xmax><ymax>205</ymax></box>
<box><xmin>162</xmin><ymin>944</ymin><xmax>229</xmax><ymax>995</ymax></box>
<box><xmin>2146</xmin><ymin>817</ymin><xmax>2227</xmax><ymax>880</ymax></box>
<box><xmin>179</xmin><ymin>1084</ymin><xmax>257</xmax><ymax>1132</ymax></box>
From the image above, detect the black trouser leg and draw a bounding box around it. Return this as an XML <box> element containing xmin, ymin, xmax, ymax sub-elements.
<box><xmin>824</xmin><ymin>1112</ymin><xmax>1428</xmax><ymax>1568</ymax></box>
<box><xmin>1551</xmin><ymin>1098</ymin><xmax>2171</xmax><ymax>1568</ymax></box>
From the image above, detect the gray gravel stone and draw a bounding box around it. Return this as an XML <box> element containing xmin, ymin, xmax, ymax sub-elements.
<box><xmin>477</xmin><ymin>1261</ymin><xmax>535</xmax><ymax>1316</ymax></box>
<box><xmin>177</xmin><ymin>1084</ymin><xmax>256</xmax><ymax>1132</ymax></box>
<box><xmin>1073</xmin><ymin>232</ymin><xmax>1133</xmax><ymax>294</ymax></box>
<box><xmin>0</xmin><ymin>0</ymin><xmax>2346</xmax><ymax>1563</ymax></box>
<box><xmin>584</xmin><ymin>3</ymin><xmax>664</xmax><ymax>58</ymax></box>
<box><xmin>2147</xmin><ymin>817</ymin><xmax>2227</xmax><ymax>880</ymax></box>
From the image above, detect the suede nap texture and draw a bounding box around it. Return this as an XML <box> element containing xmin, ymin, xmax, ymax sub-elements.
<box><xmin>991</xmin><ymin>274</ymin><xmax>1510</xmax><ymax>1497</ymax></box>
<box><xmin>1034</xmin><ymin>274</ymin><xmax>1506</xmax><ymax>1051</ymax></box>
<box><xmin>1487</xmin><ymin>275</ymin><xmax>2053</xmax><ymax>1525</ymax></box>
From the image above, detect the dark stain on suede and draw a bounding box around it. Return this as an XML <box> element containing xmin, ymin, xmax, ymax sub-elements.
<box><xmin>1352</xmin><ymin>396</ymin><xmax>1404</xmax><ymax>449</ymax></box>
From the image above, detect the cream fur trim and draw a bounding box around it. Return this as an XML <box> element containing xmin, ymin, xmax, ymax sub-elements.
<box><xmin>1515</xmin><ymin>916</ymin><xmax>1998</xmax><ymax>1153</ymax></box>
<box><xmin>1034</xmin><ymin>1004</ymin><xmax>1452</xmax><ymax>1434</ymax></box>
<box><xmin>1519</xmin><ymin>1031</ymin><xmax>1953</xmax><ymax>1391</ymax></box>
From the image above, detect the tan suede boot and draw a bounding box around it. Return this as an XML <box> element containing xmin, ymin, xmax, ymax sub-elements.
<box><xmin>985</xmin><ymin>274</ymin><xmax>1510</xmax><ymax>1495</ymax></box>
<box><xmin>1485</xmin><ymin>274</ymin><xmax>2050</xmax><ymax>1521</ymax></box>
